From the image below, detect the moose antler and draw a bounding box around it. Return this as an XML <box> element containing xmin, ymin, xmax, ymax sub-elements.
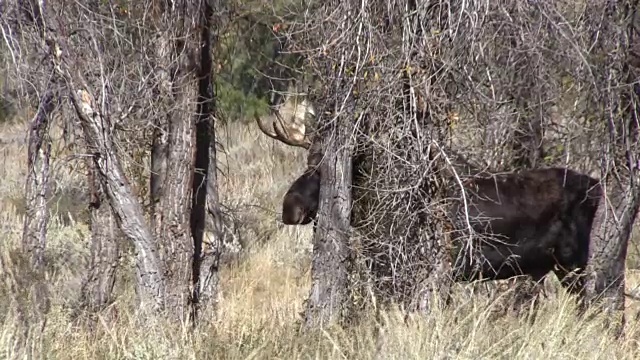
<box><xmin>254</xmin><ymin>101</ymin><xmax>313</xmax><ymax>149</ymax></box>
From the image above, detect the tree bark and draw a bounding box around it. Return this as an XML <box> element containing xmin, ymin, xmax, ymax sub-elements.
<box><xmin>148</xmin><ymin>0</ymin><xmax>222</xmax><ymax>321</ymax></box>
<box><xmin>151</xmin><ymin>24</ymin><xmax>199</xmax><ymax>323</ymax></box>
<box><xmin>150</xmin><ymin>116</ymin><xmax>168</xmax><ymax>230</ymax></box>
<box><xmin>190</xmin><ymin>0</ymin><xmax>220</xmax><ymax>323</ymax></box>
<box><xmin>45</xmin><ymin>23</ymin><xmax>167</xmax><ymax>311</ymax></box>
<box><xmin>78</xmin><ymin>159</ymin><xmax>120</xmax><ymax>314</ymax></box>
<box><xmin>20</xmin><ymin>86</ymin><xmax>55</xmax><ymax>321</ymax></box>
<box><xmin>304</xmin><ymin>121</ymin><xmax>354</xmax><ymax>329</ymax></box>
<box><xmin>149</xmin><ymin>3</ymin><xmax>171</xmax><ymax>232</ymax></box>
<box><xmin>585</xmin><ymin>174</ymin><xmax>638</xmax><ymax>329</ymax></box>
<box><xmin>156</xmin><ymin>82</ymin><xmax>195</xmax><ymax>317</ymax></box>
<box><xmin>67</xmin><ymin>85</ymin><xmax>166</xmax><ymax>312</ymax></box>
<box><xmin>584</xmin><ymin>0</ymin><xmax>640</xmax><ymax>336</ymax></box>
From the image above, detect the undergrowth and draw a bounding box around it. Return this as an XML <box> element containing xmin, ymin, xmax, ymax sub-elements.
<box><xmin>1</xmin><ymin>119</ymin><xmax>640</xmax><ymax>360</ymax></box>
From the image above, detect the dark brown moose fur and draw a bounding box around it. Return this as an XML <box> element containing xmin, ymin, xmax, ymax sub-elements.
<box><xmin>448</xmin><ymin>167</ymin><xmax>601</xmax><ymax>290</ymax></box>
<box><xmin>282</xmin><ymin>168</ymin><xmax>320</xmax><ymax>225</ymax></box>
<box><xmin>281</xmin><ymin>164</ymin><xmax>602</xmax><ymax>296</ymax></box>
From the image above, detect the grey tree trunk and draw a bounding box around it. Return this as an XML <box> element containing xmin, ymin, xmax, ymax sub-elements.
<box><xmin>585</xmin><ymin>174</ymin><xmax>638</xmax><ymax>330</ymax></box>
<box><xmin>304</xmin><ymin>121</ymin><xmax>354</xmax><ymax>329</ymax></box>
<box><xmin>148</xmin><ymin>5</ymin><xmax>171</xmax><ymax>234</ymax></box>
<box><xmin>20</xmin><ymin>87</ymin><xmax>55</xmax><ymax>321</ymax></box>
<box><xmin>584</xmin><ymin>0</ymin><xmax>640</xmax><ymax>336</ymax></box>
<box><xmin>156</xmin><ymin>84</ymin><xmax>195</xmax><ymax>318</ymax></box>
<box><xmin>147</xmin><ymin>0</ymin><xmax>223</xmax><ymax>322</ymax></box>
<box><xmin>78</xmin><ymin>159</ymin><xmax>120</xmax><ymax>314</ymax></box>
<box><xmin>44</xmin><ymin>24</ymin><xmax>167</xmax><ymax>310</ymax></box>
<box><xmin>67</xmin><ymin>86</ymin><xmax>166</xmax><ymax>312</ymax></box>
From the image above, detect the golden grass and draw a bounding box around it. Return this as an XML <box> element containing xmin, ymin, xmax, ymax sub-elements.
<box><xmin>1</xmin><ymin>118</ymin><xmax>640</xmax><ymax>359</ymax></box>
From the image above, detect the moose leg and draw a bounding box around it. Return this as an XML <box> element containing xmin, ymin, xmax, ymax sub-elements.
<box><xmin>553</xmin><ymin>265</ymin><xmax>587</xmax><ymax>311</ymax></box>
<box><xmin>510</xmin><ymin>274</ymin><xmax>546</xmax><ymax>323</ymax></box>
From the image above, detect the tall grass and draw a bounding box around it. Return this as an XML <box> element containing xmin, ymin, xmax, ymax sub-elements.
<box><xmin>1</xmin><ymin>119</ymin><xmax>640</xmax><ymax>359</ymax></box>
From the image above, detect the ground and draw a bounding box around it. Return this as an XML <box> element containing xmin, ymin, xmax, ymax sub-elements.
<box><xmin>1</xmin><ymin>118</ymin><xmax>640</xmax><ymax>359</ymax></box>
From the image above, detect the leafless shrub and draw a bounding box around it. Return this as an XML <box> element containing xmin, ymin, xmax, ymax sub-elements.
<box><xmin>266</xmin><ymin>0</ymin><xmax>639</xmax><ymax>325</ymax></box>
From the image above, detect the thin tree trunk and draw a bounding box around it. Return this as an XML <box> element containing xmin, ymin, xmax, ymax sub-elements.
<box><xmin>43</xmin><ymin>28</ymin><xmax>168</xmax><ymax>310</ymax></box>
<box><xmin>22</xmin><ymin>0</ymin><xmax>170</xmax><ymax>315</ymax></box>
<box><xmin>201</xmin><ymin>151</ymin><xmax>223</xmax><ymax>308</ymax></box>
<box><xmin>78</xmin><ymin>159</ymin><xmax>120</xmax><ymax>314</ymax></box>
<box><xmin>66</xmin><ymin>85</ymin><xmax>166</xmax><ymax>312</ymax></box>
<box><xmin>304</xmin><ymin>121</ymin><xmax>353</xmax><ymax>329</ymax></box>
<box><xmin>20</xmin><ymin>86</ymin><xmax>55</xmax><ymax>321</ymax></box>
<box><xmin>149</xmin><ymin>4</ymin><xmax>171</xmax><ymax>232</ymax></box>
<box><xmin>190</xmin><ymin>0</ymin><xmax>220</xmax><ymax>323</ymax></box>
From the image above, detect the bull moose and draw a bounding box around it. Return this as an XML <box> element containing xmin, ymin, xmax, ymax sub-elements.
<box><xmin>255</xmin><ymin>104</ymin><xmax>603</xmax><ymax>299</ymax></box>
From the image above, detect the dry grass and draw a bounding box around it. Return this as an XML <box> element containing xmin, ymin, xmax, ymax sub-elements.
<box><xmin>1</xmin><ymin>118</ymin><xmax>640</xmax><ymax>359</ymax></box>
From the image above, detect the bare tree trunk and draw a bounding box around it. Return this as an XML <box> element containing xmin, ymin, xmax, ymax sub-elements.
<box><xmin>43</xmin><ymin>19</ymin><xmax>167</xmax><ymax>310</ymax></box>
<box><xmin>78</xmin><ymin>159</ymin><xmax>120</xmax><ymax>314</ymax></box>
<box><xmin>304</xmin><ymin>121</ymin><xmax>354</xmax><ymax>329</ymax></box>
<box><xmin>157</xmin><ymin>91</ymin><xmax>195</xmax><ymax>318</ymax></box>
<box><xmin>20</xmin><ymin>86</ymin><xmax>55</xmax><ymax>321</ymax></box>
<box><xmin>67</xmin><ymin>86</ymin><xmax>166</xmax><ymax>312</ymax></box>
<box><xmin>584</xmin><ymin>0</ymin><xmax>640</xmax><ymax>336</ymax></box>
<box><xmin>146</xmin><ymin>2</ymin><xmax>198</xmax><ymax>320</ymax></box>
<box><xmin>585</xmin><ymin>174</ymin><xmax>638</xmax><ymax>329</ymax></box>
<box><xmin>148</xmin><ymin>4</ymin><xmax>171</xmax><ymax>232</ymax></box>
<box><xmin>190</xmin><ymin>0</ymin><xmax>220</xmax><ymax>323</ymax></box>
